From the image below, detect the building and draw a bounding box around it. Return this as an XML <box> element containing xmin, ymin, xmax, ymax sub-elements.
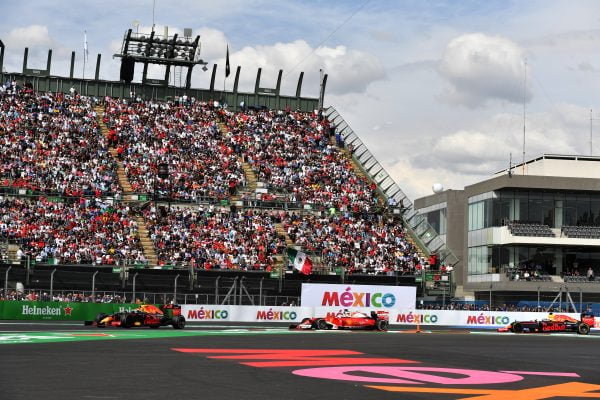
<box><xmin>414</xmin><ymin>154</ymin><xmax>600</xmax><ymax>305</ymax></box>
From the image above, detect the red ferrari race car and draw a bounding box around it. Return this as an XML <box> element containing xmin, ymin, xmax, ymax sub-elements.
<box><xmin>85</xmin><ymin>304</ymin><xmax>186</xmax><ymax>329</ymax></box>
<box><xmin>498</xmin><ymin>313</ymin><xmax>594</xmax><ymax>335</ymax></box>
<box><xmin>289</xmin><ymin>310</ymin><xmax>389</xmax><ymax>331</ymax></box>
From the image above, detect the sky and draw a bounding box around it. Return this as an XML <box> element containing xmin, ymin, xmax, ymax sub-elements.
<box><xmin>2</xmin><ymin>0</ymin><xmax>600</xmax><ymax>200</ymax></box>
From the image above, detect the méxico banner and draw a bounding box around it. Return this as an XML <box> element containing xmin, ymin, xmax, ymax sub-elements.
<box><xmin>393</xmin><ymin>310</ymin><xmax>583</xmax><ymax>328</ymax></box>
<box><xmin>182</xmin><ymin>305</ymin><xmax>313</xmax><ymax>322</ymax></box>
<box><xmin>300</xmin><ymin>283</ymin><xmax>416</xmax><ymax>310</ymax></box>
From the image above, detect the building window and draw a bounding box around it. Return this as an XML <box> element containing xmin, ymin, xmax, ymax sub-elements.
<box><xmin>468</xmin><ymin>201</ymin><xmax>485</xmax><ymax>231</ymax></box>
<box><xmin>467</xmin><ymin>245</ymin><xmax>491</xmax><ymax>275</ymax></box>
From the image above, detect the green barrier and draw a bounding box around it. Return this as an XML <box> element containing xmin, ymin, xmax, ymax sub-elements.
<box><xmin>0</xmin><ymin>301</ymin><xmax>142</xmax><ymax>321</ymax></box>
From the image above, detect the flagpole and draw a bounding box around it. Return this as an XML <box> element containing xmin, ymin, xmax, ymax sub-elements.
<box><xmin>224</xmin><ymin>44</ymin><xmax>230</xmax><ymax>103</ymax></box>
<box><xmin>83</xmin><ymin>30</ymin><xmax>87</xmax><ymax>80</ymax></box>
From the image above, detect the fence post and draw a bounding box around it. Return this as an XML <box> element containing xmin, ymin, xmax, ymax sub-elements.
<box><xmin>50</xmin><ymin>268</ymin><xmax>57</xmax><ymax>298</ymax></box>
<box><xmin>132</xmin><ymin>272</ymin><xmax>139</xmax><ymax>303</ymax></box>
<box><xmin>239</xmin><ymin>276</ymin><xmax>245</xmax><ymax>305</ymax></box>
<box><xmin>26</xmin><ymin>256</ymin><xmax>31</xmax><ymax>285</ymax></box>
<box><xmin>173</xmin><ymin>274</ymin><xmax>180</xmax><ymax>303</ymax></box>
<box><xmin>92</xmin><ymin>271</ymin><xmax>99</xmax><ymax>299</ymax></box>
<box><xmin>215</xmin><ymin>276</ymin><xmax>220</xmax><ymax>304</ymax></box>
<box><xmin>4</xmin><ymin>266</ymin><xmax>11</xmax><ymax>296</ymax></box>
<box><xmin>259</xmin><ymin>277</ymin><xmax>264</xmax><ymax>306</ymax></box>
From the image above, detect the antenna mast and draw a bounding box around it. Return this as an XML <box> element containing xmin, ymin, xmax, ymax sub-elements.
<box><xmin>591</xmin><ymin>109</ymin><xmax>593</xmax><ymax>156</ymax></box>
<box><xmin>522</xmin><ymin>58</ymin><xmax>527</xmax><ymax>175</ymax></box>
<box><xmin>152</xmin><ymin>0</ymin><xmax>156</xmax><ymax>32</ymax></box>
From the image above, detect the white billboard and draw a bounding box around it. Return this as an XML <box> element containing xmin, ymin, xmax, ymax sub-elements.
<box><xmin>181</xmin><ymin>305</ymin><xmax>311</xmax><ymax>322</ymax></box>
<box><xmin>301</xmin><ymin>283</ymin><xmax>416</xmax><ymax>310</ymax></box>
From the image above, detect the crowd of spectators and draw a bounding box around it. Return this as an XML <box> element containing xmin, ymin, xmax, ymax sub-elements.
<box><xmin>0</xmin><ymin>86</ymin><xmax>425</xmax><ymax>275</ymax></box>
<box><xmin>416</xmin><ymin>303</ymin><xmax>551</xmax><ymax>312</ymax></box>
<box><xmin>0</xmin><ymin>81</ymin><xmax>121</xmax><ymax>197</ymax></box>
<box><xmin>505</xmin><ymin>264</ymin><xmax>551</xmax><ymax>281</ymax></box>
<box><xmin>143</xmin><ymin>205</ymin><xmax>286</xmax><ymax>270</ymax></box>
<box><xmin>103</xmin><ymin>97</ymin><xmax>244</xmax><ymax>201</ymax></box>
<box><xmin>223</xmin><ymin>108</ymin><xmax>380</xmax><ymax>211</ymax></box>
<box><xmin>0</xmin><ymin>196</ymin><xmax>145</xmax><ymax>265</ymax></box>
<box><xmin>0</xmin><ymin>289</ymin><xmax>126</xmax><ymax>303</ymax></box>
<box><xmin>282</xmin><ymin>212</ymin><xmax>424</xmax><ymax>275</ymax></box>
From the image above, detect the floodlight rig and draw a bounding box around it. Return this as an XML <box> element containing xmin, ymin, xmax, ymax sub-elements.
<box><xmin>114</xmin><ymin>28</ymin><xmax>207</xmax><ymax>88</ymax></box>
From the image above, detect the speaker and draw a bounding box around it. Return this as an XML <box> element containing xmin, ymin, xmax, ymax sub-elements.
<box><xmin>157</xmin><ymin>163</ymin><xmax>169</xmax><ymax>179</ymax></box>
<box><xmin>119</xmin><ymin>58</ymin><xmax>135</xmax><ymax>83</ymax></box>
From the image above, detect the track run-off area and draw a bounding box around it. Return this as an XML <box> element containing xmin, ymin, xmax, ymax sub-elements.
<box><xmin>1</xmin><ymin>321</ymin><xmax>599</xmax><ymax>400</ymax></box>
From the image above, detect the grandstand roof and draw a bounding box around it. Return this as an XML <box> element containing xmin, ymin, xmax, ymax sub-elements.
<box><xmin>495</xmin><ymin>154</ymin><xmax>600</xmax><ymax>180</ymax></box>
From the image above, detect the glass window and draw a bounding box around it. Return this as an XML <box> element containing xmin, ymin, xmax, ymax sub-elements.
<box><xmin>476</xmin><ymin>201</ymin><xmax>484</xmax><ymax>230</ymax></box>
<box><xmin>468</xmin><ymin>246</ymin><xmax>492</xmax><ymax>275</ymax></box>
<box><xmin>467</xmin><ymin>247</ymin><xmax>474</xmax><ymax>274</ymax></box>
<box><xmin>564</xmin><ymin>195</ymin><xmax>577</xmax><ymax>226</ymax></box>
<box><xmin>554</xmin><ymin>199</ymin><xmax>563</xmax><ymax>228</ymax></box>
<box><xmin>518</xmin><ymin>246</ymin><xmax>529</xmax><ymax>266</ymax></box>
<box><xmin>439</xmin><ymin>208</ymin><xmax>447</xmax><ymax>235</ymax></box>
<box><xmin>426</xmin><ymin>211</ymin><xmax>440</xmax><ymax>234</ymax></box>
<box><xmin>529</xmin><ymin>198</ymin><xmax>543</xmax><ymax>224</ymax></box>
<box><xmin>591</xmin><ymin>200</ymin><xmax>600</xmax><ymax>226</ymax></box>
<box><xmin>576</xmin><ymin>195</ymin><xmax>591</xmax><ymax>226</ymax></box>
<box><xmin>485</xmin><ymin>198</ymin><xmax>493</xmax><ymax>228</ymax></box>
<box><xmin>468</xmin><ymin>202</ymin><xmax>485</xmax><ymax>231</ymax></box>
<box><xmin>516</xmin><ymin>192</ymin><xmax>528</xmax><ymax>222</ymax></box>
<box><xmin>468</xmin><ymin>204</ymin><xmax>473</xmax><ymax>231</ymax></box>
<box><xmin>542</xmin><ymin>199</ymin><xmax>554</xmax><ymax>227</ymax></box>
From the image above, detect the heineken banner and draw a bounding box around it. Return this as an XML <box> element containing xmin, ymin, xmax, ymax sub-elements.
<box><xmin>0</xmin><ymin>301</ymin><xmax>142</xmax><ymax>321</ymax></box>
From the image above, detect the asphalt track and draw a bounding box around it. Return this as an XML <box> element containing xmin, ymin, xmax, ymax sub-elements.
<box><xmin>0</xmin><ymin>322</ymin><xmax>599</xmax><ymax>400</ymax></box>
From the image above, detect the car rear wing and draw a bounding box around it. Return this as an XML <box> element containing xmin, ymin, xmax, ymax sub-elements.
<box><xmin>371</xmin><ymin>311</ymin><xmax>389</xmax><ymax>321</ymax></box>
<box><xmin>160</xmin><ymin>304</ymin><xmax>182</xmax><ymax>317</ymax></box>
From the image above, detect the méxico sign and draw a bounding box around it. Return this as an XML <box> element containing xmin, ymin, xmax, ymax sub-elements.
<box><xmin>301</xmin><ymin>284</ymin><xmax>416</xmax><ymax>310</ymax></box>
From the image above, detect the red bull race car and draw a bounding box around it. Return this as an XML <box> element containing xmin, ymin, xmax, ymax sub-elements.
<box><xmin>289</xmin><ymin>310</ymin><xmax>389</xmax><ymax>331</ymax></box>
<box><xmin>85</xmin><ymin>304</ymin><xmax>186</xmax><ymax>329</ymax></box>
<box><xmin>498</xmin><ymin>313</ymin><xmax>593</xmax><ymax>335</ymax></box>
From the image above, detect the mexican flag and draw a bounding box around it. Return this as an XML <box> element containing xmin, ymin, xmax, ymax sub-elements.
<box><xmin>287</xmin><ymin>248</ymin><xmax>313</xmax><ymax>275</ymax></box>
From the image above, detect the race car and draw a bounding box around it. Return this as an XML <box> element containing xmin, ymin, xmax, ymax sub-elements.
<box><xmin>289</xmin><ymin>310</ymin><xmax>389</xmax><ymax>331</ymax></box>
<box><xmin>498</xmin><ymin>313</ymin><xmax>593</xmax><ymax>335</ymax></box>
<box><xmin>86</xmin><ymin>304</ymin><xmax>186</xmax><ymax>329</ymax></box>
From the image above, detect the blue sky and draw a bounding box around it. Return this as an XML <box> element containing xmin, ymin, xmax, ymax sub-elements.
<box><xmin>2</xmin><ymin>1</ymin><xmax>600</xmax><ymax>199</ymax></box>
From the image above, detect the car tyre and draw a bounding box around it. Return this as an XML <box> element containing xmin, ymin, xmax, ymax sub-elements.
<box><xmin>172</xmin><ymin>315</ymin><xmax>186</xmax><ymax>329</ymax></box>
<box><xmin>120</xmin><ymin>313</ymin><xmax>132</xmax><ymax>328</ymax></box>
<box><xmin>95</xmin><ymin>313</ymin><xmax>108</xmax><ymax>324</ymax></box>
<box><xmin>376</xmin><ymin>319</ymin><xmax>389</xmax><ymax>331</ymax></box>
<box><xmin>512</xmin><ymin>322</ymin><xmax>523</xmax><ymax>333</ymax></box>
<box><xmin>578</xmin><ymin>323</ymin><xmax>590</xmax><ymax>335</ymax></box>
<box><xmin>316</xmin><ymin>319</ymin><xmax>328</xmax><ymax>330</ymax></box>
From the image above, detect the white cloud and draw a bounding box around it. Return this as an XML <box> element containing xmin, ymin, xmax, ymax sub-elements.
<box><xmin>216</xmin><ymin>40</ymin><xmax>385</xmax><ymax>96</ymax></box>
<box><xmin>403</xmin><ymin>104</ymin><xmax>585</xmax><ymax>198</ymax></box>
<box><xmin>1</xmin><ymin>25</ymin><xmax>74</xmax><ymax>76</ymax></box>
<box><xmin>5</xmin><ymin>25</ymin><xmax>53</xmax><ymax>48</ymax></box>
<box><xmin>438</xmin><ymin>33</ymin><xmax>531</xmax><ymax>107</ymax></box>
<box><xmin>384</xmin><ymin>158</ymin><xmax>475</xmax><ymax>201</ymax></box>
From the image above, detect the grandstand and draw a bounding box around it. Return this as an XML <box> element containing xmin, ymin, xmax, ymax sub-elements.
<box><xmin>0</xmin><ymin>36</ymin><xmax>455</xmax><ymax>305</ymax></box>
